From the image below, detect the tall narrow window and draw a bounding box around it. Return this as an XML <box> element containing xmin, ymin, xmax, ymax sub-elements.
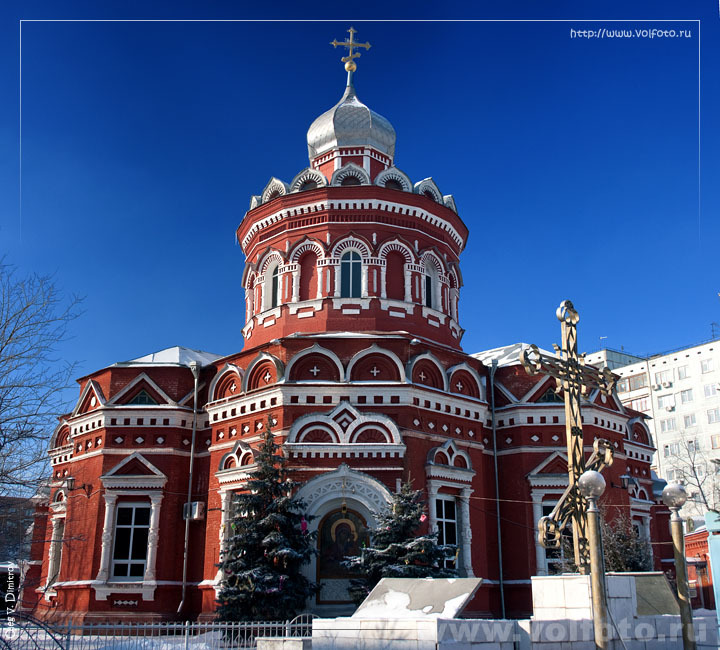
<box><xmin>435</xmin><ymin>497</ymin><xmax>457</xmax><ymax>568</ymax></box>
<box><xmin>340</xmin><ymin>252</ymin><xmax>361</xmax><ymax>298</ymax></box>
<box><xmin>425</xmin><ymin>274</ymin><xmax>433</xmax><ymax>309</ymax></box>
<box><xmin>112</xmin><ymin>503</ymin><xmax>151</xmax><ymax>580</ymax></box>
<box><xmin>542</xmin><ymin>503</ymin><xmax>566</xmax><ymax>575</ymax></box>
<box><xmin>270</xmin><ymin>266</ymin><xmax>280</xmax><ymax>309</ymax></box>
<box><xmin>47</xmin><ymin>518</ymin><xmax>65</xmax><ymax>586</ymax></box>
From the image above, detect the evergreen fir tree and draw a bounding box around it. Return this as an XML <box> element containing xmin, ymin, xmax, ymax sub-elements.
<box><xmin>344</xmin><ymin>481</ymin><xmax>458</xmax><ymax>604</ymax></box>
<box><xmin>216</xmin><ymin>416</ymin><xmax>317</xmax><ymax>621</ymax></box>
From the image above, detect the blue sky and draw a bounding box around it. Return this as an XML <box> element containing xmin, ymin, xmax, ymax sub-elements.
<box><xmin>1</xmin><ymin>1</ymin><xmax>718</xmax><ymax>386</ymax></box>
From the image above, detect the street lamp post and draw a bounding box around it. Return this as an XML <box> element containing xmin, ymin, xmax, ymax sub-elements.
<box><xmin>578</xmin><ymin>470</ymin><xmax>609</xmax><ymax>650</ymax></box>
<box><xmin>662</xmin><ymin>483</ymin><xmax>696</xmax><ymax>650</ymax></box>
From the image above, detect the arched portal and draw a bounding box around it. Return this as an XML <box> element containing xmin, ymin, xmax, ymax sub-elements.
<box><xmin>316</xmin><ymin>508</ymin><xmax>370</xmax><ymax>604</ymax></box>
<box><xmin>294</xmin><ymin>464</ymin><xmax>393</xmax><ymax>607</ymax></box>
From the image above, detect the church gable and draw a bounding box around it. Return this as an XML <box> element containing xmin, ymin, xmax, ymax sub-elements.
<box><xmin>528</xmin><ymin>451</ymin><xmax>569</xmax><ymax>478</ymax></box>
<box><xmin>71</xmin><ymin>380</ymin><xmax>106</xmax><ymax>417</ymax></box>
<box><xmin>108</xmin><ymin>373</ymin><xmax>176</xmax><ymax>406</ymax></box>
<box><xmin>100</xmin><ymin>452</ymin><xmax>167</xmax><ymax>489</ymax></box>
<box><xmin>590</xmin><ymin>389</ymin><xmax>624</xmax><ymax>413</ymax></box>
<box><xmin>536</xmin><ymin>456</ymin><xmax>568</xmax><ymax>475</ymax></box>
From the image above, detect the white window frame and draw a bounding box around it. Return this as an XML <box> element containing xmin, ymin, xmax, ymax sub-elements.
<box><xmin>704</xmin><ymin>384</ymin><xmax>718</xmax><ymax>398</ymax></box>
<box><xmin>708</xmin><ymin>408</ymin><xmax>720</xmax><ymax>425</ymax></box>
<box><xmin>680</xmin><ymin>389</ymin><xmax>694</xmax><ymax>404</ymax></box>
<box><xmin>701</xmin><ymin>358</ymin><xmax>713</xmax><ymax>374</ymax></box>
<box><xmin>660</xmin><ymin>418</ymin><xmax>677</xmax><ymax>433</ymax></box>
<box><xmin>435</xmin><ymin>496</ymin><xmax>458</xmax><ymax>569</ymax></box>
<box><xmin>427</xmin><ymin>481</ymin><xmax>473</xmax><ymax>577</ymax></box>
<box><xmin>111</xmin><ymin>502</ymin><xmax>152</xmax><ymax>582</ymax></box>
<box><xmin>678</xmin><ymin>365</ymin><xmax>689</xmax><ymax>380</ymax></box>
<box><xmin>684</xmin><ymin>413</ymin><xmax>697</xmax><ymax>428</ymax></box>
<box><xmin>658</xmin><ymin>395</ymin><xmax>675</xmax><ymax>409</ymax></box>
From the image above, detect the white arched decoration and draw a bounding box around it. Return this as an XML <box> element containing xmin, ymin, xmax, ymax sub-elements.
<box><xmin>421</xmin><ymin>251</ymin><xmax>444</xmax><ymax>312</ymax></box>
<box><xmin>289</xmin><ymin>167</ymin><xmax>327</xmax><ymax>193</ymax></box>
<box><xmin>346</xmin><ymin>344</ymin><xmax>407</xmax><ymax>383</ymax></box>
<box><xmin>260</xmin><ymin>177</ymin><xmax>290</xmax><ymax>204</ymax></box>
<box><xmin>374</xmin><ymin>166</ymin><xmax>412</xmax><ymax>192</ymax></box>
<box><xmin>258</xmin><ymin>251</ymin><xmax>284</xmax><ymax>312</ymax></box>
<box><xmin>244</xmin><ymin>271</ymin><xmax>256</xmax><ymax>320</ymax></box>
<box><xmin>293</xmin><ymin>464</ymin><xmax>393</xmax><ymax>602</ymax></box>
<box><xmin>331</xmin><ymin>236</ymin><xmax>372</xmax><ymax>299</ymax></box>
<box><xmin>286</xmin><ymin>401</ymin><xmax>404</xmax><ymax>447</ymax></box>
<box><xmin>443</xmin><ymin>194</ymin><xmax>458</xmax><ymax>213</ymax></box>
<box><xmin>446</xmin><ymin>362</ymin><xmax>485</xmax><ymax>401</ymax></box>
<box><xmin>207</xmin><ymin>363</ymin><xmax>244</xmax><ymax>404</ymax></box>
<box><xmin>241</xmin><ymin>352</ymin><xmax>285</xmax><ymax>393</ymax></box>
<box><xmin>289</xmin><ymin>239</ymin><xmax>325</xmax><ymax>302</ymax></box>
<box><xmin>406</xmin><ymin>351</ymin><xmax>449</xmax><ymax>392</ymax></box>
<box><xmin>330</xmin><ymin>162</ymin><xmax>371</xmax><ymax>187</ymax></box>
<box><xmin>378</xmin><ymin>239</ymin><xmax>414</xmax><ymax>302</ymax></box>
<box><xmin>414</xmin><ymin>177</ymin><xmax>443</xmax><ymax>203</ymax></box>
<box><xmin>285</xmin><ymin>344</ymin><xmax>345</xmax><ymax>382</ymax></box>
<box><xmin>448</xmin><ymin>267</ymin><xmax>461</xmax><ymax>322</ymax></box>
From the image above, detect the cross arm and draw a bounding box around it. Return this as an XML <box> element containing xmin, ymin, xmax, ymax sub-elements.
<box><xmin>537</xmin><ymin>438</ymin><xmax>614</xmax><ymax>549</ymax></box>
<box><xmin>520</xmin><ymin>345</ymin><xmax>618</xmax><ymax>396</ymax></box>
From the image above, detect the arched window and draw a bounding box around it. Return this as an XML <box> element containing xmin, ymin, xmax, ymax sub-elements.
<box><xmin>423</xmin><ymin>258</ymin><xmax>439</xmax><ymax>310</ymax></box>
<box><xmin>341</xmin><ymin>176</ymin><xmax>361</xmax><ymax>186</ymax></box>
<box><xmin>299</xmin><ymin>180</ymin><xmax>317</xmax><ymax>191</ymax></box>
<box><xmin>266</xmin><ymin>265</ymin><xmax>281</xmax><ymax>310</ymax></box>
<box><xmin>425</xmin><ymin>273</ymin><xmax>433</xmax><ymax>308</ymax></box>
<box><xmin>340</xmin><ymin>252</ymin><xmax>361</xmax><ymax>298</ymax></box>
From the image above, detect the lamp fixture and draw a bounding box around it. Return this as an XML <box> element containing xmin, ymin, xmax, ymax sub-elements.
<box><xmin>66</xmin><ymin>476</ymin><xmax>92</xmax><ymax>498</ymax></box>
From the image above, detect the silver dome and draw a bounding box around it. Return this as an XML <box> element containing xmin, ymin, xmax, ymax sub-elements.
<box><xmin>307</xmin><ymin>83</ymin><xmax>396</xmax><ymax>161</ymax></box>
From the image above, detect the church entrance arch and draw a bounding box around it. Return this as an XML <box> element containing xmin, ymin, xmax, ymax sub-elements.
<box><xmin>293</xmin><ymin>464</ymin><xmax>393</xmax><ymax>608</ymax></box>
<box><xmin>316</xmin><ymin>508</ymin><xmax>370</xmax><ymax>603</ymax></box>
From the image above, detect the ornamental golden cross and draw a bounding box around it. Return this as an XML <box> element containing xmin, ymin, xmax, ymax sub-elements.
<box><xmin>331</xmin><ymin>26</ymin><xmax>371</xmax><ymax>71</ymax></box>
<box><xmin>521</xmin><ymin>300</ymin><xmax>617</xmax><ymax>574</ymax></box>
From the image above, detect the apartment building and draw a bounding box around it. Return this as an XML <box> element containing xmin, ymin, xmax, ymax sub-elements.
<box><xmin>588</xmin><ymin>341</ymin><xmax>720</xmax><ymax>518</ymax></box>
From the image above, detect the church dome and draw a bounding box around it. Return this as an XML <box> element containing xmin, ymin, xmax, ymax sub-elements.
<box><xmin>307</xmin><ymin>83</ymin><xmax>396</xmax><ymax>161</ymax></box>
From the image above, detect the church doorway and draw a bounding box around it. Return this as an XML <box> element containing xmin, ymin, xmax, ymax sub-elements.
<box><xmin>316</xmin><ymin>508</ymin><xmax>370</xmax><ymax>604</ymax></box>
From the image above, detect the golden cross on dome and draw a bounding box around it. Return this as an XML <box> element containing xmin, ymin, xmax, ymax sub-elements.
<box><xmin>331</xmin><ymin>26</ymin><xmax>371</xmax><ymax>72</ymax></box>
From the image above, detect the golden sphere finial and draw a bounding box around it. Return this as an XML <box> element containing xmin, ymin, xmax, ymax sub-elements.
<box><xmin>344</xmin><ymin>61</ymin><xmax>357</xmax><ymax>72</ymax></box>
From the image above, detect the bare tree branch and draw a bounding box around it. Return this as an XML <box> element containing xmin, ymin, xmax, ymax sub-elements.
<box><xmin>0</xmin><ymin>259</ymin><xmax>82</xmax><ymax>497</ymax></box>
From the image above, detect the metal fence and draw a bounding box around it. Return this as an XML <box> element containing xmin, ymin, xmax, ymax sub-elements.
<box><xmin>0</xmin><ymin>615</ymin><xmax>316</xmax><ymax>650</ymax></box>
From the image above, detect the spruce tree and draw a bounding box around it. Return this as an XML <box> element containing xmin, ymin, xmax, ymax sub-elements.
<box><xmin>216</xmin><ymin>416</ymin><xmax>317</xmax><ymax>621</ymax></box>
<box><xmin>344</xmin><ymin>481</ymin><xmax>458</xmax><ymax>604</ymax></box>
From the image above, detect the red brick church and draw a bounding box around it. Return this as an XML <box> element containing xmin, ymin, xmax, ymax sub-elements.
<box><xmin>24</xmin><ymin>31</ymin><xmax>671</xmax><ymax>623</ymax></box>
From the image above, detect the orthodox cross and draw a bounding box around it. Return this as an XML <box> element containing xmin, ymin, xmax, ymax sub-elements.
<box><xmin>331</xmin><ymin>26</ymin><xmax>371</xmax><ymax>72</ymax></box>
<box><xmin>521</xmin><ymin>300</ymin><xmax>617</xmax><ymax>573</ymax></box>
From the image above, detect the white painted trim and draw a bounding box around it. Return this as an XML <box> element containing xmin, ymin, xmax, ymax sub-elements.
<box><xmin>241</xmin><ymin>198</ymin><xmax>464</xmax><ymax>253</ymax></box>
<box><xmin>207</xmin><ymin>364</ymin><xmax>244</xmax><ymax>403</ymax></box>
<box><xmin>285</xmin><ymin>344</ymin><xmax>345</xmax><ymax>382</ymax></box>
<box><xmin>241</xmin><ymin>351</ymin><xmax>285</xmax><ymax>393</ymax></box>
<box><xmin>346</xmin><ymin>344</ymin><xmax>407</xmax><ymax>382</ymax></box>
<box><xmin>446</xmin><ymin>362</ymin><xmax>485</xmax><ymax>400</ymax></box>
<box><xmin>407</xmin><ymin>351</ymin><xmax>449</xmax><ymax>392</ymax></box>
<box><xmin>70</xmin><ymin>380</ymin><xmax>107</xmax><ymax>417</ymax></box>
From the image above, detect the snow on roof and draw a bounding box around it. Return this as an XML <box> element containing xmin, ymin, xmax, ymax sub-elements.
<box><xmin>471</xmin><ymin>342</ymin><xmax>555</xmax><ymax>368</ymax></box>
<box><xmin>115</xmin><ymin>346</ymin><xmax>223</xmax><ymax>368</ymax></box>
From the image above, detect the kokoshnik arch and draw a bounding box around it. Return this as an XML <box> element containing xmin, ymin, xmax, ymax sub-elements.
<box><xmin>24</xmin><ymin>28</ymin><xmax>672</xmax><ymax>623</ymax></box>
